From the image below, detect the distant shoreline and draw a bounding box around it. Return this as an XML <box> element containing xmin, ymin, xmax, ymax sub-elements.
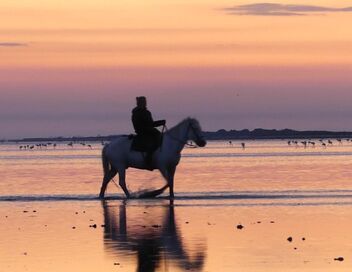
<box><xmin>3</xmin><ymin>128</ymin><xmax>352</xmax><ymax>143</ymax></box>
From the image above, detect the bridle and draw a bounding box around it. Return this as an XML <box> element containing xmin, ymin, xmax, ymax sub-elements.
<box><xmin>163</xmin><ymin>121</ymin><xmax>203</xmax><ymax>147</ymax></box>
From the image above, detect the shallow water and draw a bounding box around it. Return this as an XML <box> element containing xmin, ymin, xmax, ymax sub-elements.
<box><xmin>1</xmin><ymin>140</ymin><xmax>352</xmax><ymax>271</ymax></box>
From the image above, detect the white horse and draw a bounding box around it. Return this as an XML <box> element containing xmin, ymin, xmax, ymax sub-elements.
<box><xmin>99</xmin><ymin>118</ymin><xmax>206</xmax><ymax>199</ymax></box>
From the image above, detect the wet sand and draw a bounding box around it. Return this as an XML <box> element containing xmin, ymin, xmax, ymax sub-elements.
<box><xmin>1</xmin><ymin>199</ymin><xmax>351</xmax><ymax>271</ymax></box>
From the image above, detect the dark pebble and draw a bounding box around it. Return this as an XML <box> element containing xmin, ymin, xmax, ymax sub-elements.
<box><xmin>89</xmin><ymin>224</ymin><xmax>97</xmax><ymax>228</ymax></box>
<box><xmin>270</xmin><ymin>221</ymin><xmax>275</xmax><ymax>223</ymax></box>
<box><xmin>257</xmin><ymin>221</ymin><xmax>261</xmax><ymax>224</ymax></box>
<box><xmin>185</xmin><ymin>221</ymin><xmax>189</xmax><ymax>224</ymax></box>
<box><xmin>287</xmin><ymin>237</ymin><xmax>293</xmax><ymax>242</ymax></box>
<box><xmin>33</xmin><ymin>210</ymin><xmax>37</xmax><ymax>213</ymax></box>
<box><xmin>23</xmin><ymin>211</ymin><xmax>28</xmax><ymax>213</ymax></box>
<box><xmin>334</xmin><ymin>257</ymin><xmax>344</xmax><ymax>262</ymax></box>
<box><xmin>294</xmin><ymin>247</ymin><xmax>297</xmax><ymax>250</ymax></box>
<box><xmin>101</xmin><ymin>224</ymin><xmax>105</xmax><ymax>227</ymax></box>
<box><xmin>72</xmin><ymin>226</ymin><xmax>76</xmax><ymax>229</ymax></box>
<box><xmin>302</xmin><ymin>237</ymin><xmax>306</xmax><ymax>241</ymax></box>
<box><xmin>237</xmin><ymin>224</ymin><xmax>244</xmax><ymax>230</ymax></box>
<box><xmin>152</xmin><ymin>224</ymin><xmax>161</xmax><ymax>228</ymax></box>
<box><xmin>114</xmin><ymin>262</ymin><xmax>120</xmax><ymax>265</ymax></box>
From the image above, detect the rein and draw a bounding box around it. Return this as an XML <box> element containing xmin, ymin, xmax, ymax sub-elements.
<box><xmin>163</xmin><ymin>123</ymin><xmax>198</xmax><ymax>147</ymax></box>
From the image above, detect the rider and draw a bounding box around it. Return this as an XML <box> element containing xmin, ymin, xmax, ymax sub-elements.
<box><xmin>132</xmin><ymin>96</ymin><xmax>166</xmax><ymax>170</ymax></box>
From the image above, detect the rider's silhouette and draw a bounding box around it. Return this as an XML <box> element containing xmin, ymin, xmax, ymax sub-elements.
<box><xmin>132</xmin><ymin>96</ymin><xmax>165</xmax><ymax>169</ymax></box>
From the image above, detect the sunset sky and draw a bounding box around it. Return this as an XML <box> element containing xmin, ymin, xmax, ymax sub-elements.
<box><xmin>1</xmin><ymin>0</ymin><xmax>352</xmax><ymax>138</ymax></box>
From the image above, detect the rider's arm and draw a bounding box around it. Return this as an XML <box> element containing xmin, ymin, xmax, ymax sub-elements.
<box><xmin>153</xmin><ymin>120</ymin><xmax>166</xmax><ymax>127</ymax></box>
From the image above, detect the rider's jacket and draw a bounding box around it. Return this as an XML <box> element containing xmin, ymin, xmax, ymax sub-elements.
<box><xmin>131</xmin><ymin>107</ymin><xmax>165</xmax><ymax>135</ymax></box>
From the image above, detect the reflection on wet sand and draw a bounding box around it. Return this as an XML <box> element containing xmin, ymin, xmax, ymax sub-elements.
<box><xmin>102</xmin><ymin>200</ymin><xmax>206</xmax><ymax>271</ymax></box>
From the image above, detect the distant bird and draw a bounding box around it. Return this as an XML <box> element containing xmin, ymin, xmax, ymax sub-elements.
<box><xmin>322</xmin><ymin>143</ymin><xmax>327</xmax><ymax>148</ymax></box>
<box><xmin>301</xmin><ymin>141</ymin><xmax>307</xmax><ymax>148</ymax></box>
<box><xmin>241</xmin><ymin>142</ymin><xmax>245</xmax><ymax>149</ymax></box>
<box><xmin>337</xmin><ymin>139</ymin><xmax>342</xmax><ymax>144</ymax></box>
<box><xmin>287</xmin><ymin>140</ymin><xmax>291</xmax><ymax>145</ymax></box>
<box><xmin>328</xmin><ymin>140</ymin><xmax>333</xmax><ymax>145</ymax></box>
<box><xmin>229</xmin><ymin>140</ymin><xmax>233</xmax><ymax>146</ymax></box>
<box><xmin>87</xmin><ymin>144</ymin><xmax>92</xmax><ymax>149</ymax></box>
<box><xmin>67</xmin><ymin>142</ymin><xmax>73</xmax><ymax>147</ymax></box>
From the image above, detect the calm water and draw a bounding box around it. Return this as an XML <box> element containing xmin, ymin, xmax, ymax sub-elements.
<box><xmin>1</xmin><ymin>140</ymin><xmax>352</xmax><ymax>271</ymax></box>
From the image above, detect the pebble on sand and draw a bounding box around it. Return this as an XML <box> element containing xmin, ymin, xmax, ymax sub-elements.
<box><xmin>287</xmin><ymin>237</ymin><xmax>293</xmax><ymax>242</ymax></box>
<box><xmin>236</xmin><ymin>224</ymin><xmax>244</xmax><ymax>230</ymax></box>
<box><xmin>334</xmin><ymin>257</ymin><xmax>344</xmax><ymax>262</ymax></box>
<box><xmin>89</xmin><ymin>224</ymin><xmax>97</xmax><ymax>228</ymax></box>
<box><xmin>152</xmin><ymin>224</ymin><xmax>161</xmax><ymax>228</ymax></box>
<box><xmin>114</xmin><ymin>262</ymin><xmax>120</xmax><ymax>265</ymax></box>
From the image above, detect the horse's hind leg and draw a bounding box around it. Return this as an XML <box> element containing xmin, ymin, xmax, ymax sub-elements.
<box><xmin>99</xmin><ymin>169</ymin><xmax>117</xmax><ymax>198</ymax></box>
<box><xmin>118</xmin><ymin>168</ymin><xmax>130</xmax><ymax>199</ymax></box>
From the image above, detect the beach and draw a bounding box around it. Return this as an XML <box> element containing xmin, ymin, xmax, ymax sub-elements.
<box><xmin>1</xmin><ymin>140</ymin><xmax>352</xmax><ymax>271</ymax></box>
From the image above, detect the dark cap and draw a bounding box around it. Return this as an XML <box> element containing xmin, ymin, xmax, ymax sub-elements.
<box><xmin>136</xmin><ymin>96</ymin><xmax>146</xmax><ymax>102</ymax></box>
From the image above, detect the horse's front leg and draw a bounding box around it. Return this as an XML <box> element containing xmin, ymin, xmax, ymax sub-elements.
<box><xmin>118</xmin><ymin>168</ymin><xmax>130</xmax><ymax>198</ymax></box>
<box><xmin>160</xmin><ymin>165</ymin><xmax>176</xmax><ymax>198</ymax></box>
<box><xmin>167</xmin><ymin>165</ymin><xmax>176</xmax><ymax>198</ymax></box>
<box><xmin>99</xmin><ymin>169</ymin><xmax>117</xmax><ymax>198</ymax></box>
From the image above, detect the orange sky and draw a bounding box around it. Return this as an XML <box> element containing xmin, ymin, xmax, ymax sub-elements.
<box><xmin>1</xmin><ymin>0</ymin><xmax>352</xmax><ymax>138</ymax></box>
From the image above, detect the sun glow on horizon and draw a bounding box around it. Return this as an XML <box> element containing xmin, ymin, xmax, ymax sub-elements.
<box><xmin>1</xmin><ymin>0</ymin><xmax>352</xmax><ymax>138</ymax></box>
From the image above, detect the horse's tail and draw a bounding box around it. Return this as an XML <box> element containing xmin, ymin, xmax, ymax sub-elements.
<box><xmin>102</xmin><ymin>144</ymin><xmax>110</xmax><ymax>176</ymax></box>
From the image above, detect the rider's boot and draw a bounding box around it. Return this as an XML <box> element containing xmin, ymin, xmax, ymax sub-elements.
<box><xmin>145</xmin><ymin>152</ymin><xmax>154</xmax><ymax>171</ymax></box>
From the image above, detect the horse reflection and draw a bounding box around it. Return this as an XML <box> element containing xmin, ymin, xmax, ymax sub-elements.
<box><xmin>102</xmin><ymin>200</ymin><xmax>206</xmax><ymax>271</ymax></box>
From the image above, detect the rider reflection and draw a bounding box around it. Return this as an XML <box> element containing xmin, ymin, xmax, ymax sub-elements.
<box><xmin>102</xmin><ymin>200</ymin><xmax>206</xmax><ymax>271</ymax></box>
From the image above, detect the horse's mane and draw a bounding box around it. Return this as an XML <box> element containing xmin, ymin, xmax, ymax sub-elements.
<box><xmin>166</xmin><ymin>117</ymin><xmax>202</xmax><ymax>134</ymax></box>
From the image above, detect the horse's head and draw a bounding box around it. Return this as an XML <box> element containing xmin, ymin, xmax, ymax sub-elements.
<box><xmin>187</xmin><ymin>118</ymin><xmax>207</xmax><ymax>147</ymax></box>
